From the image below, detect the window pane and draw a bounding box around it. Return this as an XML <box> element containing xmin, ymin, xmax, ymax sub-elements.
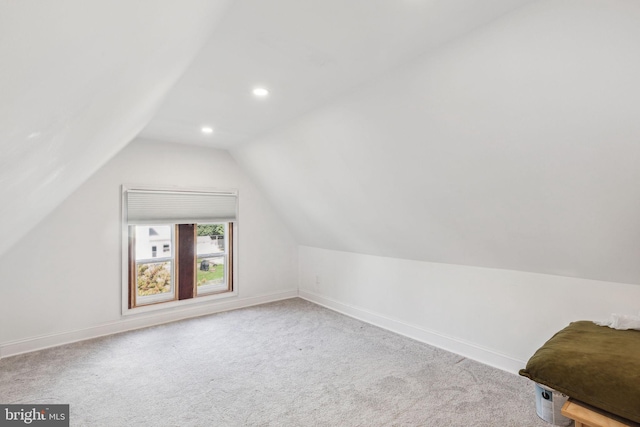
<box><xmin>196</xmin><ymin>223</ymin><xmax>227</xmax><ymax>294</ymax></box>
<box><xmin>135</xmin><ymin>225</ymin><xmax>172</xmax><ymax>260</ymax></box>
<box><xmin>137</xmin><ymin>261</ymin><xmax>172</xmax><ymax>296</ymax></box>
<box><xmin>197</xmin><ymin>256</ymin><xmax>226</xmax><ymax>291</ymax></box>
<box><xmin>196</xmin><ymin>224</ymin><xmax>225</xmax><ymax>256</ymax></box>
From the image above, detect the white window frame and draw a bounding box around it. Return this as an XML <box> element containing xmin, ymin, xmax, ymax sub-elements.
<box><xmin>132</xmin><ymin>225</ymin><xmax>176</xmax><ymax>306</ymax></box>
<box><xmin>121</xmin><ymin>185</ymin><xmax>239</xmax><ymax>316</ymax></box>
<box><xmin>196</xmin><ymin>223</ymin><xmax>230</xmax><ymax>296</ymax></box>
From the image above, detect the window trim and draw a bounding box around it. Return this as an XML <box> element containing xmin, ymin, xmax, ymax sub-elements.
<box><xmin>121</xmin><ymin>185</ymin><xmax>238</xmax><ymax>316</ymax></box>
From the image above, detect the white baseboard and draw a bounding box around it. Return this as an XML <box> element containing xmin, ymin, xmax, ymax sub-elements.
<box><xmin>0</xmin><ymin>289</ymin><xmax>298</xmax><ymax>359</ymax></box>
<box><xmin>299</xmin><ymin>289</ymin><xmax>526</xmax><ymax>375</ymax></box>
<box><xmin>2</xmin><ymin>288</ymin><xmax>527</xmax><ymax>375</ymax></box>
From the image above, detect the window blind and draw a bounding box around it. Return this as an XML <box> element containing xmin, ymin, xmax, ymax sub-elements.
<box><xmin>125</xmin><ymin>189</ymin><xmax>237</xmax><ymax>225</ymax></box>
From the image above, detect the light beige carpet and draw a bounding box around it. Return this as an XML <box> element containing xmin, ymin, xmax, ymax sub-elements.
<box><xmin>0</xmin><ymin>298</ymin><xmax>549</xmax><ymax>426</ymax></box>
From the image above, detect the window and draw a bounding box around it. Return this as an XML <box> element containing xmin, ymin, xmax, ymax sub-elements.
<box><xmin>196</xmin><ymin>223</ymin><xmax>229</xmax><ymax>295</ymax></box>
<box><xmin>133</xmin><ymin>225</ymin><xmax>174</xmax><ymax>306</ymax></box>
<box><xmin>122</xmin><ymin>187</ymin><xmax>237</xmax><ymax>313</ymax></box>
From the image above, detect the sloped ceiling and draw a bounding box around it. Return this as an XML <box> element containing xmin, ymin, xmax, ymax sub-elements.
<box><xmin>229</xmin><ymin>0</ymin><xmax>640</xmax><ymax>285</ymax></box>
<box><xmin>139</xmin><ymin>0</ymin><xmax>537</xmax><ymax>148</ymax></box>
<box><xmin>4</xmin><ymin>0</ymin><xmax>640</xmax><ymax>286</ymax></box>
<box><xmin>0</xmin><ymin>0</ymin><xmax>231</xmax><ymax>257</ymax></box>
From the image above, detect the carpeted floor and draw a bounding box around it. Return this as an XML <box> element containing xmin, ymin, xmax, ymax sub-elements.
<box><xmin>0</xmin><ymin>298</ymin><xmax>550</xmax><ymax>426</ymax></box>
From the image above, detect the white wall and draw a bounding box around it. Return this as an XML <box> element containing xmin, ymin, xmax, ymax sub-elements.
<box><xmin>232</xmin><ymin>0</ymin><xmax>640</xmax><ymax>286</ymax></box>
<box><xmin>0</xmin><ymin>139</ymin><xmax>298</xmax><ymax>357</ymax></box>
<box><xmin>228</xmin><ymin>0</ymin><xmax>640</xmax><ymax>374</ymax></box>
<box><xmin>0</xmin><ymin>0</ymin><xmax>232</xmax><ymax>258</ymax></box>
<box><xmin>299</xmin><ymin>246</ymin><xmax>640</xmax><ymax>374</ymax></box>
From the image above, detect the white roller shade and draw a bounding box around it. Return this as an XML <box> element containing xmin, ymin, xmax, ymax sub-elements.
<box><xmin>126</xmin><ymin>189</ymin><xmax>237</xmax><ymax>225</ymax></box>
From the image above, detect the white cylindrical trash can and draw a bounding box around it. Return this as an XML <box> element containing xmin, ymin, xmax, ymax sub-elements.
<box><xmin>534</xmin><ymin>383</ymin><xmax>572</xmax><ymax>426</ymax></box>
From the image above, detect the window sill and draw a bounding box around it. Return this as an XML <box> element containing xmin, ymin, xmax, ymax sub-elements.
<box><xmin>122</xmin><ymin>289</ymin><xmax>238</xmax><ymax>316</ymax></box>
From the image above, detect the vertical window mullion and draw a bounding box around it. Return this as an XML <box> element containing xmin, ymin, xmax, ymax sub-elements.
<box><xmin>177</xmin><ymin>224</ymin><xmax>196</xmax><ymax>300</ymax></box>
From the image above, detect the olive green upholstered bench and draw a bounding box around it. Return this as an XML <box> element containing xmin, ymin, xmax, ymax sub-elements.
<box><xmin>520</xmin><ymin>321</ymin><xmax>640</xmax><ymax>425</ymax></box>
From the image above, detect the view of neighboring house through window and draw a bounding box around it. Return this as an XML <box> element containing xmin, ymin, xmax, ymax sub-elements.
<box><xmin>133</xmin><ymin>225</ymin><xmax>174</xmax><ymax>305</ymax></box>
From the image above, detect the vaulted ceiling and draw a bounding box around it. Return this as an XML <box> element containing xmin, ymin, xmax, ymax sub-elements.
<box><xmin>3</xmin><ymin>0</ymin><xmax>640</xmax><ymax>285</ymax></box>
<box><xmin>0</xmin><ymin>0</ymin><xmax>232</xmax><ymax>256</ymax></box>
<box><xmin>139</xmin><ymin>0</ymin><xmax>537</xmax><ymax>148</ymax></box>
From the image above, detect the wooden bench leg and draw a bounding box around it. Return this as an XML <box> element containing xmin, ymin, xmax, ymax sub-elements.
<box><xmin>561</xmin><ymin>398</ymin><xmax>640</xmax><ymax>427</ymax></box>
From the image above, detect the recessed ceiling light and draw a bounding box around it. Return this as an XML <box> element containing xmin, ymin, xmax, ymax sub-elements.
<box><xmin>253</xmin><ymin>87</ymin><xmax>269</xmax><ymax>97</ymax></box>
<box><xmin>201</xmin><ymin>126</ymin><xmax>214</xmax><ymax>134</ymax></box>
